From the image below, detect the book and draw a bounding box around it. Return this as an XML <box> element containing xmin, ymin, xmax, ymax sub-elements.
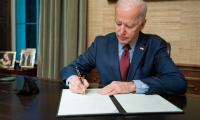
<box><xmin>57</xmin><ymin>89</ymin><xmax>119</xmax><ymax>116</ymax></box>
<box><xmin>57</xmin><ymin>89</ymin><xmax>183</xmax><ymax>117</ymax></box>
<box><xmin>114</xmin><ymin>94</ymin><xmax>183</xmax><ymax>114</ymax></box>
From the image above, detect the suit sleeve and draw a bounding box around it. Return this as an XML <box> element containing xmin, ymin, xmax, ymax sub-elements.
<box><xmin>141</xmin><ymin>40</ymin><xmax>187</xmax><ymax>95</ymax></box>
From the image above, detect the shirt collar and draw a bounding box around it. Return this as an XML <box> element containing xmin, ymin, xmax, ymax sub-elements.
<box><xmin>118</xmin><ymin>36</ymin><xmax>138</xmax><ymax>51</ymax></box>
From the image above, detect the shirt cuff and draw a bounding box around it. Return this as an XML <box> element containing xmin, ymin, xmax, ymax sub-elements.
<box><xmin>133</xmin><ymin>80</ymin><xmax>149</xmax><ymax>94</ymax></box>
<box><xmin>66</xmin><ymin>75</ymin><xmax>77</xmax><ymax>86</ymax></box>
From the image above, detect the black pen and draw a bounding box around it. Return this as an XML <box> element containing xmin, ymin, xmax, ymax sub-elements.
<box><xmin>75</xmin><ymin>66</ymin><xmax>85</xmax><ymax>94</ymax></box>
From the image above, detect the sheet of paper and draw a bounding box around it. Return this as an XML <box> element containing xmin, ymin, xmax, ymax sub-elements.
<box><xmin>57</xmin><ymin>89</ymin><xmax>119</xmax><ymax>116</ymax></box>
<box><xmin>114</xmin><ymin>94</ymin><xmax>183</xmax><ymax>114</ymax></box>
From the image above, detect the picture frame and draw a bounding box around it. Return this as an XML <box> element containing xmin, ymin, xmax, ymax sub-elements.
<box><xmin>0</xmin><ymin>51</ymin><xmax>16</xmax><ymax>69</ymax></box>
<box><xmin>19</xmin><ymin>48</ymin><xmax>36</xmax><ymax>68</ymax></box>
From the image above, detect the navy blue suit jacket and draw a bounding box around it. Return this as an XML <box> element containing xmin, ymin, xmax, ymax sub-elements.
<box><xmin>60</xmin><ymin>32</ymin><xmax>187</xmax><ymax>95</ymax></box>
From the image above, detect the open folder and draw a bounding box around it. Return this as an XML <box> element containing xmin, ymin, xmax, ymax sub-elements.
<box><xmin>57</xmin><ymin>89</ymin><xmax>183</xmax><ymax>117</ymax></box>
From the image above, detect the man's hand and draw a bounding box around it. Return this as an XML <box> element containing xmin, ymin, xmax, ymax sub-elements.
<box><xmin>68</xmin><ymin>76</ymin><xmax>89</xmax><ymax>94</ymax></box>
<box><xmin>98</xmin><ymin>81</ymin><xmax>136</xmax><ymax>95</ymax></box>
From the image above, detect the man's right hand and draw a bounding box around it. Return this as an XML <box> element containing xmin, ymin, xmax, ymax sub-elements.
<box><xmin>68</xmin><ymin>75</ymin><xmax>89</xmax><ymax>94</ymax></box>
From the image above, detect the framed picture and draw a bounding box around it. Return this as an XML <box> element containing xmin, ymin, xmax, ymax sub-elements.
<box><xmin>0</xmin><ymin>51</ymin><xmax>16</xmax><ymax>69</ymax></box>
<box><xmin>19</xmin><ymin>49</ymin><xmax>36</xmax><ymax>68</ymax></box>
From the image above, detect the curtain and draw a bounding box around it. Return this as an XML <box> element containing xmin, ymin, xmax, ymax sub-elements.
<box><xmin>38</xmin><ymin>0</ymin><xmax>87</xmax><ymax>81</ymax></box>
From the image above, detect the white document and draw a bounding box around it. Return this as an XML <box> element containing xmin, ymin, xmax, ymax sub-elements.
<box><xmin>114</xmin><ymin>94</ymin><xmax>183</xmax><ymax>114</ymax></box>
<box><xmin>57</xmin><ymin>89</ymin><xmax>119</xmax><ymax>116</ymax></box>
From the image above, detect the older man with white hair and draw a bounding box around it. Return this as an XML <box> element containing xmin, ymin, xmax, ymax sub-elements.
<box><xmin>60</xmin><ymin>0</ymin><xmax>187</xmax><ymax>95</ymax></box>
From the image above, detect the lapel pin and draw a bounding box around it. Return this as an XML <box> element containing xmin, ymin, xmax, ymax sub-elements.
<box><xmin>140</xmin><ymin>47</ymin><xmax>144</xmax><ymax>51</ymax></box>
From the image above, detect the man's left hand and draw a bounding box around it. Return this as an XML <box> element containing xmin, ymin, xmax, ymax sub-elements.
<box><xmin>98</xmin><ymin>81</ymin><xmax>136</xmax><ymax>95</ymax></box>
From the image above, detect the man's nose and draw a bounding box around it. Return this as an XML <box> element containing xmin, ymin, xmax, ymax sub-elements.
<box><xmin>119</xmin><ymin>25</ymin><xmax>126</xmax><ymax>35</ymax></box>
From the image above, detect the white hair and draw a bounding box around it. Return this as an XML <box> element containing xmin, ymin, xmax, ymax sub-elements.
<box><xmin>116</xmin><ymin>0</ymin><xmax>147</xmax><ymax>21</ymax></box>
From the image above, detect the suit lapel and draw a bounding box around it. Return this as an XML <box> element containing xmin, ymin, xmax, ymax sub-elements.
<box><xmin>110</xmin><ymin>34</ymin><xmax>121</xmax><ymax>81</ymax></box>
<box><xmin>127</xmin><ymin>33</ymin><xmax>147</xmax><ymax>80</ymax></box>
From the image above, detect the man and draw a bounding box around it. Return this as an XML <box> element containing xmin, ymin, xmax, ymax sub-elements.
<box><xmin>21</xmin><ymin>51</ymin><xmax>33</xmax><ymax>66</ymax></box>
<box><xmin>60</xmin><ymin>0</ymin><xmax>187</xmax><ymax>95</ymax></box>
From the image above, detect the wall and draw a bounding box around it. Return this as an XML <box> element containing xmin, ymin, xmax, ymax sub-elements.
<box><xmin>87</xmin><ymin>0</ymin><xmax>200</xmax><ymax>65</ymax></box>
<box><xmin>0</xmin><ymin>0</ymin><xmax>11</xmax><ymax>51</ymax></box>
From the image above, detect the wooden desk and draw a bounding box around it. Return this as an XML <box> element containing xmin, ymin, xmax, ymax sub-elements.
<box><xmin>0</xmin><ymin>79</ymin><xmax>200</xmax><ymax>120</ymax></box>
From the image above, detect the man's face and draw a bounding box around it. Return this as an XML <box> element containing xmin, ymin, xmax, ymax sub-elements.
<box><xmin>115</xmin><ymin>6</ymin><xmax>145</xmax><ymax>44</ymax></box>
<box><xmin>4</xmin><ymin>54</ymin><xmax>9</xmax><ymax>61</ymax></box>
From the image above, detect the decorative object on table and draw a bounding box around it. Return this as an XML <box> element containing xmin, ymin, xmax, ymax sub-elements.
<box><xmin>0</xmin><ymin>51</ymin><xmax>16</xmax><ymax>69</ymax></box>
<box><xmin>19</xmin><ymin>48</ymin><xmax>36</xmax><ymax>68</ymax></box>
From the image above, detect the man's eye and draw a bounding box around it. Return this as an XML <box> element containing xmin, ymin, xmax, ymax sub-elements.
<box><xmin>127</xmin><ymin>25</ymin><xmax>133</xmax><ymax>28</ymax></box>
<box><xmin>116</xmin><ymin>22</ymin><xmax>122</xmax><ymax>26</ymax></box>
<box><xmin>126</xmin><ymin>24</ymin><xmax>136</xmax><ymax>29</ymax></box>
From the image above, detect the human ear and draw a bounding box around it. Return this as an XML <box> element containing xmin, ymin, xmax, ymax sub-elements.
<box><xmin>140</xmin><ymin>19</ymin><xmax>146</xmax><ymax>30</ymax></box>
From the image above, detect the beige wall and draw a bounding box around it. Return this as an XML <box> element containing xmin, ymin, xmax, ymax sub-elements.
<box><xmin>87</xmin><ymin>0</ymin><xmax>200</xmax><ymax>65</ymax></box>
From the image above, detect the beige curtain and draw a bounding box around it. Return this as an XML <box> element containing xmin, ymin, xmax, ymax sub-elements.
<box><xmin>38</xmin><ymin>0</ymin><xmax>87</xmax><ymax>81</ymax></box>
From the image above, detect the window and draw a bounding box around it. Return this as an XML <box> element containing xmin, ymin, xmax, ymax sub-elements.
<box><xmin>16</xmin><ymin>0</ymin><xmax>39</xmax><ymax>60</ymax></box>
